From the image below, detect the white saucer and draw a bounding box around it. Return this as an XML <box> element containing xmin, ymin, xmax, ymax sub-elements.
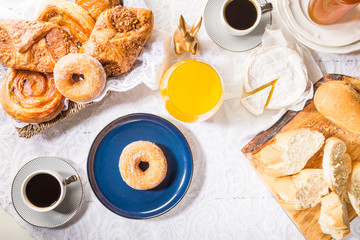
<box><xmin>283</xmin><ymin>0</ymin><xmax>360</xmax><ymax>47</ymax></box>
<box><xmin>11</xmin><ymin>157</ymin><xmax>83</xmax><ymax>228</ymax></box>
<box><xmin>204</xmin><ymin>0</ymin><xmax>272</xmax><ymax>52</ymax></box>
<box><xmin>277</xmin><ymin>0</ymin><xmax>360</xmax><ymax>54</ymax></box>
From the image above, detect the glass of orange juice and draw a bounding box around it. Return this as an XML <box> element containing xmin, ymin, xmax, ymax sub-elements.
<box><xmin>160</xmin><ymin>59</ymin><xmax>224</xmax><ymax>123</ymax></box>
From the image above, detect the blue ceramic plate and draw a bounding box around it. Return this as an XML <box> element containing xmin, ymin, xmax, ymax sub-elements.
<box><xmin>87</xmin><ymin>113</ymin><xmax>193</xmax><ymax>219</ymax></box>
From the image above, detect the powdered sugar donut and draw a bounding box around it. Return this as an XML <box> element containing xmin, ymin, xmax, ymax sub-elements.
<box><xmin>54</xmin><ymin>53</ymin><xmax>106</xmax><ymax>102</ymax></box>
<box><xmin>119</xmin><ymin>141</ymin><xmax>167</xmax><ymax>190</ymax></box>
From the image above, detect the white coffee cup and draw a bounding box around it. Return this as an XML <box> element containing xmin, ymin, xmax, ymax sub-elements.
<box><xmin>220</xmin><ymin>0</ymin><xmax>273</xmax><ymax>36</ymax></box>
<box><xmin>21</xmin><ymin>170</ymin><xmax>77</xmax><ymax>212</ymax></box>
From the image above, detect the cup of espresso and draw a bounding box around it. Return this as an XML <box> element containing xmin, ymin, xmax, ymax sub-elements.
<box><xmin>220</xmin><ymin>0</ymin><xmax>273</xmax><ymax>36</ymax></box>
<box><xmin>21</xmin><ymin>170</ymin><xmax>77</xmax><ymax>212</ymax></box>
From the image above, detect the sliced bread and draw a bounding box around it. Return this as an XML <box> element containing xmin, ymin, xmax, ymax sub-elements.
<box><xmin>348</xmin><ymin>161</ymin><xmax>360</xmax><ymax>216</ymax></box>
<box><xmin>319</xmin><ymin>192</ymin><xmax>350</xmax><ymax>240</ymax></box>
<box><xmin>272</xmin><ymin>169</ymin><xmax>329</xmax><ymax>210</ymax></box>
<box><xmin>322</xmin><ymin>137</ymin><xmax>352</xmax><ymax>194</ymax></box>
<box><xmin>255</xmin><ymin>128</ymin><xmax>325</xmax><ymax>177</ymax></box>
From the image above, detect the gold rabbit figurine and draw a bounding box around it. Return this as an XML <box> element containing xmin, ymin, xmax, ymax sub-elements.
<box><xmin>174</xmin><ymin>15</ymin><xmax>202</xmax><ymax>55</ymax></box>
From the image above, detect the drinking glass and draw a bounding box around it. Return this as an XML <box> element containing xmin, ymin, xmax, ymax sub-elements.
<box><xmin>308</xmin><ymin>0</ymin><xmax>360</xmax><ymax>25</ymax></box>
<box><xmin>160</xmin><ymin>59</ymin><xmax>224</xmax><ymax>123</ymax></box>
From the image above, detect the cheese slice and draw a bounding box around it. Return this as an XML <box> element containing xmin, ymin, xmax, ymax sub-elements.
<box><xmin>241</xmin><ymin>85</ymin><xmax>271</xmax><ymax>116</ymax></box>
<box><xmin>243</xmin><ymin>46</ymin><xmax>308</xmax><ymax>112</ymax></box>
<box><xmin>241</xmin><ymin>78</ymin><xmax>279</xmax><ymax>115</ymax></box>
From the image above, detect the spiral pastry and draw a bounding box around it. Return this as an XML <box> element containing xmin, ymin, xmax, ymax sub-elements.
<box><xmin>0</xmin><ymin>70</ymin><xmax>65</xmax><ymax>123</ymax></box>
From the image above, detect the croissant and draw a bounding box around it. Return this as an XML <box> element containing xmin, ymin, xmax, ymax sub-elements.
<box><xmin>83</xmin><ymin>6</ymin><xmax>154</xmax><ymax>77</ymax></box>
<box><xmin>0</xmin><ymin>20</ymin><xmax>78</xmax><ymax>73</ymax></box>
<box><xmin>0</xmin><ymin>70</ymin><xmax>65</xmax><ymax>123</ymax></box>
<box><xmin>75</xmin><ymin>0</ymin><xmax>123</xmax><ymax>20</ymax></box>
<box><xmin>37</xmin><ymin>0</ymin><xmax>95</xmax><ymax>47</ymax></box>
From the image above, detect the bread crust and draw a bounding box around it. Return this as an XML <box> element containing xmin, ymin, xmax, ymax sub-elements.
<box><xmin>322</xmin><ymin>137</ymin><xmax>352</xmax><ymax>194</ymax></box>
<box><xmin>348</xmin><ymin>161</ymin><xmax>360</xmax><ymax>216</ymax></box>
<box><xmin>270</xmin><ymin>169</ymin><xmax>329</xmax><ymax>210</ymax></box>
<box><xmin>254</xmin><ymin>128</ymin><xmax>324</xmax><ymax>177</ymax></box>
<box><xmin>319</xmin><ymin>192</ymin><xmax>350</xmax><ymax>240</ymax></box>
<box><xmin>314</xmin><ymin>80</ymin><xmax>360</xmax><ymax>135</ymax></box>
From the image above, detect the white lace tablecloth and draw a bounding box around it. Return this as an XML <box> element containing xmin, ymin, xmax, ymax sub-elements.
<box><xmin>1</xmin><ymin>0</ymin><xmax>360</xmax><ymax>239</ymax></box>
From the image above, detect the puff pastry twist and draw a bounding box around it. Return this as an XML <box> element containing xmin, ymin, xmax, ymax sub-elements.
<box><xmin>37</xmin><ymin>0</ymin><xmax>95</xmax><ymax>47</ymax></box>
<box><xmin>76</xmin><ymin>0</ymin><xmax>123</xmax><ymax>20</ymax></box>
<box><xmin>0</xmin><ymin>20</ymin><xmax>78</xmax><ymax>73</ymax></box>
<box><xmin>84</xmin><ymin>6</ymin><xmax>154</xmax><ymax>77</ymax></box>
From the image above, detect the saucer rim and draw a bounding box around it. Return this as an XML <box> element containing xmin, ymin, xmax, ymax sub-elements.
<box><xmin>11</xmin><ymin>156</ymin><xmax>83</xmax><ymax>228</ymax></box>
<box><xmin>203</xmin><ymin>0</ymin><xmax>273</xmax><ymax>52</ymax></box>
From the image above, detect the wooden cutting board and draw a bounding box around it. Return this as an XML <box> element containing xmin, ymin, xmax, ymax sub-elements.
<box><xmin>242</xmin><ymin>74</ymin><xmax>359</xmax><ymax>240</ymax></box>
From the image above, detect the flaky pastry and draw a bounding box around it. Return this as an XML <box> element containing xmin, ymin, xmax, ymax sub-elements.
<box><xmin>0</xmin><ymin>20</ymin><xmax>78</xmax><ymax>73</ymax></box>
<box><xmin>76</xmin><ymin>0</ymin><xmax>123</xmax><ymax>20</ymax></box>
<box><xmin>0</xmin><ymin>70</ymin><xmax>65</xmax><ymax>123</ymax></box>
<box><xmin>37</xmin><ymin>0</ymin><xmax>95</xmax><ymax>46</ymax></box>
<box><xmin>83</xmin><ymin>6</ymin><xmax>154</xmax><ymax>77</ymax></box>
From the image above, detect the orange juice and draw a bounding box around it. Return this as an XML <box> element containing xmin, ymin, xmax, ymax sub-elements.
<box><xmin>160</xmin><ymin>59</ymin><xmax>223</xmax><ymax>123</ymax></box>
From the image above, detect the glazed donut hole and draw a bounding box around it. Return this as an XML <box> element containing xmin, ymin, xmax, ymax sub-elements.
<box><xmin>138</xmin><ymin>161</ymin><xmax>150</xmax><ymax>172</ymax></box>
<box><xmin>72</xmin><ymin>74</ymin><xmax>85</xmax><ymax>82</ymax></box>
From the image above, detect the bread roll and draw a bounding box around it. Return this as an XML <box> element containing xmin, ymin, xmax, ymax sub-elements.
<box><xmin>314</xmin><ymin>80</ymin><xmax>360</xmax><ymax>135</ymax></box>
<box><xmin>319</xmin><ymin>192</ymin><xmax>350</xmax><ymax>240</ymax></box>
<box><xmin>322</xmin><ymin>137</ymin><xmax>352</xmax><ymax>194</ymax></box>
<box><xmin>254</xmin><ymin>128</ymin><xmax>324</xmax><ymax>177</ymax></box>
<box><xmin>348</xmin><ymin>161</ymin><xmax>360</xmax><ymax>216</ymax></box>
<box><xmin>271</xmin><ymin>169</ymin><xmax>329</xmax><ymax>210</ymax></box>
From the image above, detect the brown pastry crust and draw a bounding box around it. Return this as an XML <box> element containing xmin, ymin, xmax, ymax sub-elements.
<box><xmin>0</xmin><ymin>70</ymin><xmax>65</xmax><ymax>123</ymax></box>
<box><xmin>37</xmin><ymin>0</ymin><xmax>95</xmax><ymax>46</ymax></box>
<box><xmin>75</xmin><ymin>0</ymin><xmax>123</xmax><ymax>20</ymax></box>
<box><xmin>0</xmin><ymin>20</ymin><xmax>78</xmax><ymax>73</ymax></box>
<box><xmin>83</xmin><ymin>6</ymin><xmax>154</xmax><ymax>77</ymax></box>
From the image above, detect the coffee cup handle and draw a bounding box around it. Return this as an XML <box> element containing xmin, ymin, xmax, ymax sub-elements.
<box><xmin>64</xmin><ymin>175</ymin><xmax>78</xmax><ymax>185</ymax></box>
<box><xmin>261</xmin><ymin>2</ymin><xmax>273</xmax><ymax>14</ymax></box>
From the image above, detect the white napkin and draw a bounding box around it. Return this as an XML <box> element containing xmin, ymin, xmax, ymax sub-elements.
<box><xmin>0</xmin><ymin>0</ymin><xmax>171</xmax><ymax>127</ymax></box>
<box><xmin>221</xmin><ymin>27</ymin><xmax>323</xmax><ymax>139</ymax></box>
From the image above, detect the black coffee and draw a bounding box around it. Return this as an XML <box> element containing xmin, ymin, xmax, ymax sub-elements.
<box><xmin>225</xmin><ymin>0</ymin><xmax>258</xmax><ymax>30</ymax></box>
<box><xmin>25</xmin><ymin>173</ymin><xmax>61</xmax><ymax>208</ymax></box>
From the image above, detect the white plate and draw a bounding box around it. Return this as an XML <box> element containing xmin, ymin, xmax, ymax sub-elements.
<box><xmin>11</xmin><ymin>157</ymin><xmax>83</xmax><ymax>228</ymax></box>
<box><xmin>277</xmin><ymin>0</ymin><xmax>360</xmax><ymax>54</ymax></box>
<box><xmin>204</xmin><ymin>0</ymin><xmax>272</xmax><ymax>52</ymax></box>
<box><xmin>283</xmin><ymin>0</ymin><xmax>360</xmax><ymax>47</ymax></box>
